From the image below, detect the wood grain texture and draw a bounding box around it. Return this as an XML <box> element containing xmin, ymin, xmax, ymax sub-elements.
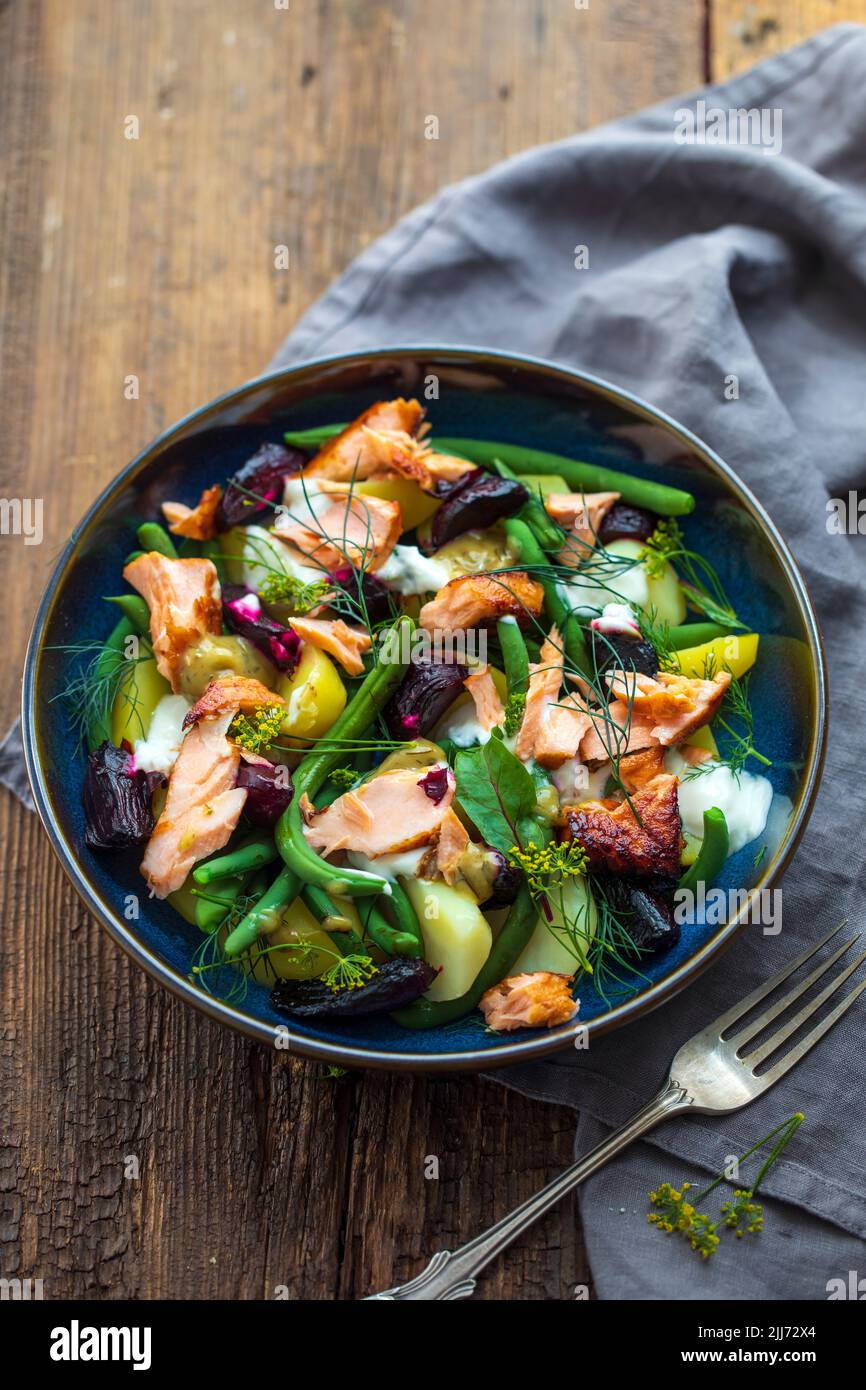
<box><xmin>0</xmin><ymin>0</ymin><xmax>708</xmax><ymax>1300</ymax></box>
<box><xmin>712</xmin><ymin>0</ymin><xmax>866</xmax><ymax>78</ymax></box>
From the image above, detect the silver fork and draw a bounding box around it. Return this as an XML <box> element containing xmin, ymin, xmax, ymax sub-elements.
<box><xmin>367</xmin><ymin>922</ymin><xmax>865</xmax><ymax>1300</ymax></box>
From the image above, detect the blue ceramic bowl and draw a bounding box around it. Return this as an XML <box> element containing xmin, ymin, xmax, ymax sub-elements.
<box><xmin>22</xmin><ymin>348</ymin><xmax>827</xmax><ymax>1071</ymax></box>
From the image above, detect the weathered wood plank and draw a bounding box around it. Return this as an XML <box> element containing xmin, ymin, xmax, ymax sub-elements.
<box><xmin>711</xmin><ymin>1</ymin><xmax>864</xmax><ymax>79</ymax></box>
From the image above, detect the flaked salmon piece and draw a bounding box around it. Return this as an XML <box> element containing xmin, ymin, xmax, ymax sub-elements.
<box><xmin>545</xmin><ymin>491</ymin><xmax>620</xmax><ymax>567</ymax></box>
<box><xmin>302</xmin><ymin>764</ymin><xmax>455</xmax><ymax>859</ymax></box>
<box><xmin>303</xmin><ymin>399</ymin><xmax>425</xmax><ymax>484</ymax></box>
<box><xmin>480</xmin><ymin>972</ymin><xmax>578</xmax><ymax>1032</ymax></box>
<box><xmin>433</xmin><ymin>809</ymin><xmax>472</xmax><ymax>885</ymax></box>
<box><xmin>161</xmin><ymin>484</ymin><xmax>223</xmax><ymax>541</ymax></box>
<box><xmin>578</xmin><ymin>701</ymin><xmax>659</xmax><ymax>763</ymax></box>
<box><xmin>123</xmin><ymin>552</ymin><xmax>222</xmax><ymax>693</ymax></box>
<box><xmin>288</xmin><ymin>614</ymin><xmax>371</xmax><ymax>677</ymax></box>
<box><xmin>183</xmin><ymin>676</ymin><xmax>285</xmax><ymax>729</ymax></box>
<box><xmin>607</xmin><ymin>669</ymin><xmax>731</xmax><ymax>745</ymax></box>
<box><xmin>617</xmin><ymin>744</ymin><xmax>668</xmax><ymax>791</ymax></box>
<box><xmin>419</xmin><ymin>571</ymin><xmax>544</xmax><ymax>634</ymax></box>
<box><xmin>463</xmin><ymin>666</ymin><xmax>505</xmax><ymax>733</ymax></box>
<box><xmin>273</xmin><ymin>492</ymin><xmax>402</xmax><ymax>573</ymax></box>
<box><xmin>562</xmin><ymin>771</ymin><xmax>682</xmax><ymax>879</ymax></box>
<box><xmin>534</xmin><ymin>693</ymin><xmax>595</xmax><ymax>770</ymax></box>
<box><xmin>141</xmin><ymin>710</ymin><xmax>246</xmax><ymax>898</ymax></box>
<box><xmin>513</xmin><ymin>628</ymin><xmax>593</xmax><ymax>768</ymax></box>
<box><xmin>681</xmin><ymin>744</ymin><xmax>714</xmax><ymax>767</ymax></box>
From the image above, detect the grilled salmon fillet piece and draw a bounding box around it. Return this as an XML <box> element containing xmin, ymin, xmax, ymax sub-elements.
<box><xmin>514</xmin><ymin>627</ymin><xmax>593</xmax><ymax>767</ymax></box>
<box><xmin>300</xmin><ymin>765</ymin><xmax>455</xmax><ymax>859</ymax></box>
<box><xmin>607</xmin><ymin>669</ymin><xmax>730</xmax><ymax>745</ymax></box>
<box><xmin>183</xmin><ymin>676</ymin><xmax>285</xmax><ymax>729</ymax></box>
<box><xmin>545</xmin><ymin>491</ymin><xmax>620</xmax><ymax>566</ymax></box>
<box><xmin>123</xmin><ymin>552</ymin><xmax>222</xmax><ymax>693</ymax></box>
<box><xmin>562</xmin><ymin>764</ymin><xmax>682</xmax><ymax>879</ymax></box>
<box><xmin>302</xmin><ymin>398</ymin><xmax>476</xmax><ymax>493</ymax></box>
<box><xmin>140</xmin><ymin>710</ymin><xmax>246</xmax><ymax>898</ymax></box>
<box><xmin>288</xmin><ymin>615</ymin><xmax>372</xmax><ymax>676</ymax></box>
<box><xmin>419</xmin><ymin>571</ymin><xmax>544</xmax><ymax>634</ymax></box>
<box><xmin>480</xmin><ymin>972</ymin><xmax>578</xmax><ymax>1031</ymax></box>
<box><xmin>162</xmin><ymin>484</ymin><xmax>222</xmax><ymax>540</ymax></box>
<box><xmin>577</xmin><ymin>701</ymin><xmax>659</xmax><ymax>763</ymax></box>
<box><xmin>274</xmin><ymin>492</ymin><xmax>402</xmax><ymax>573</ymax></box>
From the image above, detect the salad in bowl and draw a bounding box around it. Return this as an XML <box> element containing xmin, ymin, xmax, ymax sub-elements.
<box><xmin>71</xmin><ymin>393</ymin><xmax>779</xmax><ymax>1040</ymax></box>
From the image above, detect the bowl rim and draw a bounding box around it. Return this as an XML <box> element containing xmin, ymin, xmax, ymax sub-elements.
<box><xmin>22</xmin><ymin>344</ymin><xmax>828</xmax><ymax>1072</ymax></box>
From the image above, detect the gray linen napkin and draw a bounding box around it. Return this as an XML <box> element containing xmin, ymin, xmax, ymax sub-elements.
<box><xmin>10</xmin><ymin>24</ymin><xmax>866</xmax><ymax>1298</ymax></box>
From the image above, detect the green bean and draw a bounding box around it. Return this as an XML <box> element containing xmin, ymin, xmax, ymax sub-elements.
<box><xmin>86</xmin><ymin>616</ymin><xmax>137</xmax><ymax>750</ymax></box>
<box><xmin>104</xmin><ymin>594</ymin><xmax>150</xmax><ymax>635</ymax></box>
<box><xmin>192</xmin><ymin>835</ymin><xmax>277</xmax><ymax>885</ymax></box>
<box><xmin>667</xmin><ymin>622</ymin><xmax>729</xmax><ymax>650</ymax></box>
<box><xmin>192</xmin><ymin>875</ymin><xmax>246</xmax><ymax>932</ymax></box>
<box><xmin>436</xmin><ymin>438</ymin><xmax>695</xmax><ymax>517</ymax></box>
<box><xmin>492</xmin><ymin>457</ymin><xmax>563</xmax><ymax>552</ymax></box>
<box><xmin>301</xmin><ymin>883</ymin><xmax>355</xmax><ymax>934</ymax></box>
<box><xmin>283</xmin><ymin>424</ymin><xmax>345</xmax><ymax>448</ymax></box>
<box><xmin>360</xmin><ymin>898</ymin><xmax>421</xmax><ymax>959</ymax></box>
<box><xmin>496</xmin><ymin>617</ymin><xmax>529</xmax><ymax>695</ymax></box>
<box><xmin>136</xmin><ymin>521</ymin><xmax>179</xmax><ymax>559</ymax></box>
<box><xmin>275</xmin><ymin>616</ymin><xmax>414</xmax><ymax>897</ymax></box>
<box><xmin>277</xmin><ymin>425</ymin><xmax>695</xmax><ymax>516</ymax></box>
<box><xmin>392</xmin><ymin>882</ymin><xmax>537</xmax><ymax>1028</ymax></box>
<box><xmin>503</xmin><ymin>518</ymin><xmax>591</xmax><ymax>678</ymax></box>
<box><xmin>678</xmin><ymin>808</ymin><xmax>730</xmax><ymax>893</ymax></box>
<box><xmin>202</xmin><ymin>537</ymin><xmax>226</xmax><ymax>585</ymax></box>
<box><xmin>125</xmin><ymin>550</ymin><xmax>144</xmax><ymax>565</ymax></box>
<box><xmin>386</xmin><ymin>878</ymin><xmax>424</xmax><ymax>952</ymax></box>
<box><xmin>223</xmin><ymin>865</ymin><xmax>298</xmax><ymax>958</ymax></box>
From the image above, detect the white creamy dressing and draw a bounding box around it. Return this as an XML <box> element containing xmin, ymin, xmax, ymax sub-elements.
<box><xmin>556</xmin><ymin>562</ymin><xmax>649</xmax><ymax>618</ymax></box>
<box><xmin>590</xmin><ymin>602</ymin><xmax>641</xmax><ymax>636</ymax></box>
<box><xmin>240</xmin><ymin>524</ymin><xmax>317</xmax><ymax>590</ymax></box>
<box><xmin>435</xmin><ymin>701</ymin><xmax>493</xmax><ymax>748</ymax></box>
<box><xmin>551</xmin><ymin>757</ymin><xmax>611</xmax><ymax>805</ymax></box>
<box><xmin>132</xmin><ymin>694</ymin><xmax>192</xmax><ymax>775</ymax></box>
<box><xmin>377</xmin><ymin>544</ymin><xmax>450</xmax><ymax>596</ymax></box>
<box><xmin>666</xmin><ymin>749</ymin><xmax>773</xmax><ymax>856</ymax></box>
<box><xmin>347</xmin><ymin>847</ymin><xmax>427</xmax><ymax>881</ymax></box>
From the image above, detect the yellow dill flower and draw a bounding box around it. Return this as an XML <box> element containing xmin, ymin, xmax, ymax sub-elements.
<box><xmin>229</xmin><ymin>704</ymin><xmax>284</xmax><ymax>754</ymax></box>
<box><xmin>508</xmin><ymin>839</ymin><xmax>588</xmax><ymax>897</ymax></box>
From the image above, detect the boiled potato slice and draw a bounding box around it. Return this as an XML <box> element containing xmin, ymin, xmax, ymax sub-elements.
<box><xmin>178</xmin><ymin>634</ymin><xmax>278</xmax><ymax>700</ymax></box>
<box><xmin>511</xmin><ymin>876</ymin><xmax>597</xmax><ymax>976</ymax></box>
<box><xmin>422</xmin><ymin>524</ymin><xmax>514</xmax><ymax>578</ymax></box>
<box><xmin>684</xmin><ymin>723</ymin><xmax>720</xmax><ymax>756</ymax></box>
<box><xmin>402</xmin><ymin>877</ymin><xmax>492</xmax><ymax>1002</ymax></box>
<box><xmin>674</xmin><ymin>632</ymin><xmax>759</xmax><ymax>681</ymax></box>
<box><xmin>247</xmin><ymin>897</ymin><xmax>335</xmax><ymax>983</ymax></box>
<box><xmin>605</xmin><ymin>538</ymin><xmax>686</xmax><ymax>625</ymax></box>
<box><xmin>519</xmin><ymin>473</ymin><xmax>569</xmax><ymax>497</ymax></box>
<box><xmin>111</xmin><ymin>656</ymin><xmax>171</xmax><ymax>745</ymax></box>
<box><xmin>355</xmin><ymin>476</ymin><xmax>440</xmax><ymax>531</ymax></box>
<box><xmin>277</xmin><ymin>643</ymin><xmax>346</xmax><ymax>742</ymax></box>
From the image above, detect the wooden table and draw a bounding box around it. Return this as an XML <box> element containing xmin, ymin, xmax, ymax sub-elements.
<box><xmin>1</xmin><ymin>0</ymin><xmax>856</xmax><ymax>1300</ymax></box>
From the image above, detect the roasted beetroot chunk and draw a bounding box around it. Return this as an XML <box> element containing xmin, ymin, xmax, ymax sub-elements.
<box><xmin>236</xmin><ymin>759</ymin><xmax>293</xmax><ymax>827</ymax></box>
<box><xmin>222</xmin><ymin>586</ymin><xmax>302</xmax><ymax>673</ymax></box>
<box><xmin>217</xmin><ymin>442</ymin><xmax>305</xmax><ymax>529</ymax></box>
<box><xmin>330</xmin><ymin>566</ymin><xmax>394</xmax><ymax>627</ymax></box>
<box><xmin>598</xmin><ymin>502</ymin><xmax>657</xmax><ymax>545</ymax></box>
<box><xmin>485</xmin><ymin>850</ymin><xmax>522</xmax><ymax>908</ymax></box>
<box><xmin>272</xmin><ymin>957</ymin><xmax>437</xmax><ymax>1019</ymax></box>
<box><xmin>597</xmin><ymin>878</ymin><xmax>680</xmax><ymax>955</ymax></box>
<box><xmin>384</xmin><ymin>659</ymin><xmax>468</xmax><ymax>740</ymax></box>
<box><xmin>588</xmin><ymin>629</ymin><xmax>659</xmax><ymax>680</ymax></box>
<box><xmin>83</xmin><ymin>742</ymin><xmax>161</xmax><ymax>850</ymax></box>
<box><xmin>424</xmin><ymin>471</ymin><xmax>527</xmax><ymax>553</ymax></box>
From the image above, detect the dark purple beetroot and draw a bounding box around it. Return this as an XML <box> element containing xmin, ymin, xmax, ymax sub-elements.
<box><xmin>237</xmin><ymin>759</ymin><xmax>293</xmax><ymax>827</ymax></box>
<box><xmin>485</xmin><ymin>849</ymin><xmax>522</xmax><ymax>908</ymax></box>
<box><xmin>589</xmin><ymin>628</ymin><xmax>659</xmax><ymax>679</ymax></box>
<box><xmin>330</xmin><ymin>566</ymin><xmax>394</xmax><ymax>627</ymax></box>
<box><xmin>222</xmin><ymin>586</ymin><xmax>302</xmax><ymax>673</ymax></box>
<box><xmin>217</xmin><ymin>442</ymin><xmax>305</xmax><ymax>529</ymax></box>
<box><xmin>272</xmin><ymin>957</ymin><xmax>438</xmax><ymax>1019</ymax></box>
<box><xmin>423</xmin><ymin>471</ymin><xmax>527</xmax><ymax>553</ymax></box>
<box><xmin>418</xmin><ymin>765</ymin><xmax>451</xmax><ymax>805</ymax></box>
<box><xmin>384</xmin><ymin>659</ymin><xmax>468</xmax><ymax>740</ymax></box>
<box><xmin>598</xmin><ymin>502</ymin><xmax>657</xmax><ymax>545</ymax></box>
<box><xmin>84</xmin><ymin>742</ymin><xmax>162</xmax><ymax>850</ymax></box>
<box><xmin>601</xmin><ymin>878</ymin><xmax>680</xmax><ymax>955</ymax></box>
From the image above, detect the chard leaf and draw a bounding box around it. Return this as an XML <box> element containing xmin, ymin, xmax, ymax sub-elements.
<box><xmin>454</xmin><ymin>732</ymin><xmax>539</xmax><ymax>854</ymax></box>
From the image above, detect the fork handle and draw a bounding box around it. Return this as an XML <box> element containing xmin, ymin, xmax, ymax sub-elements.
<box><xmin>365</xmin><ymin>1076</ymin><xmax>691</xmax><ymax>1300</ymax></box>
